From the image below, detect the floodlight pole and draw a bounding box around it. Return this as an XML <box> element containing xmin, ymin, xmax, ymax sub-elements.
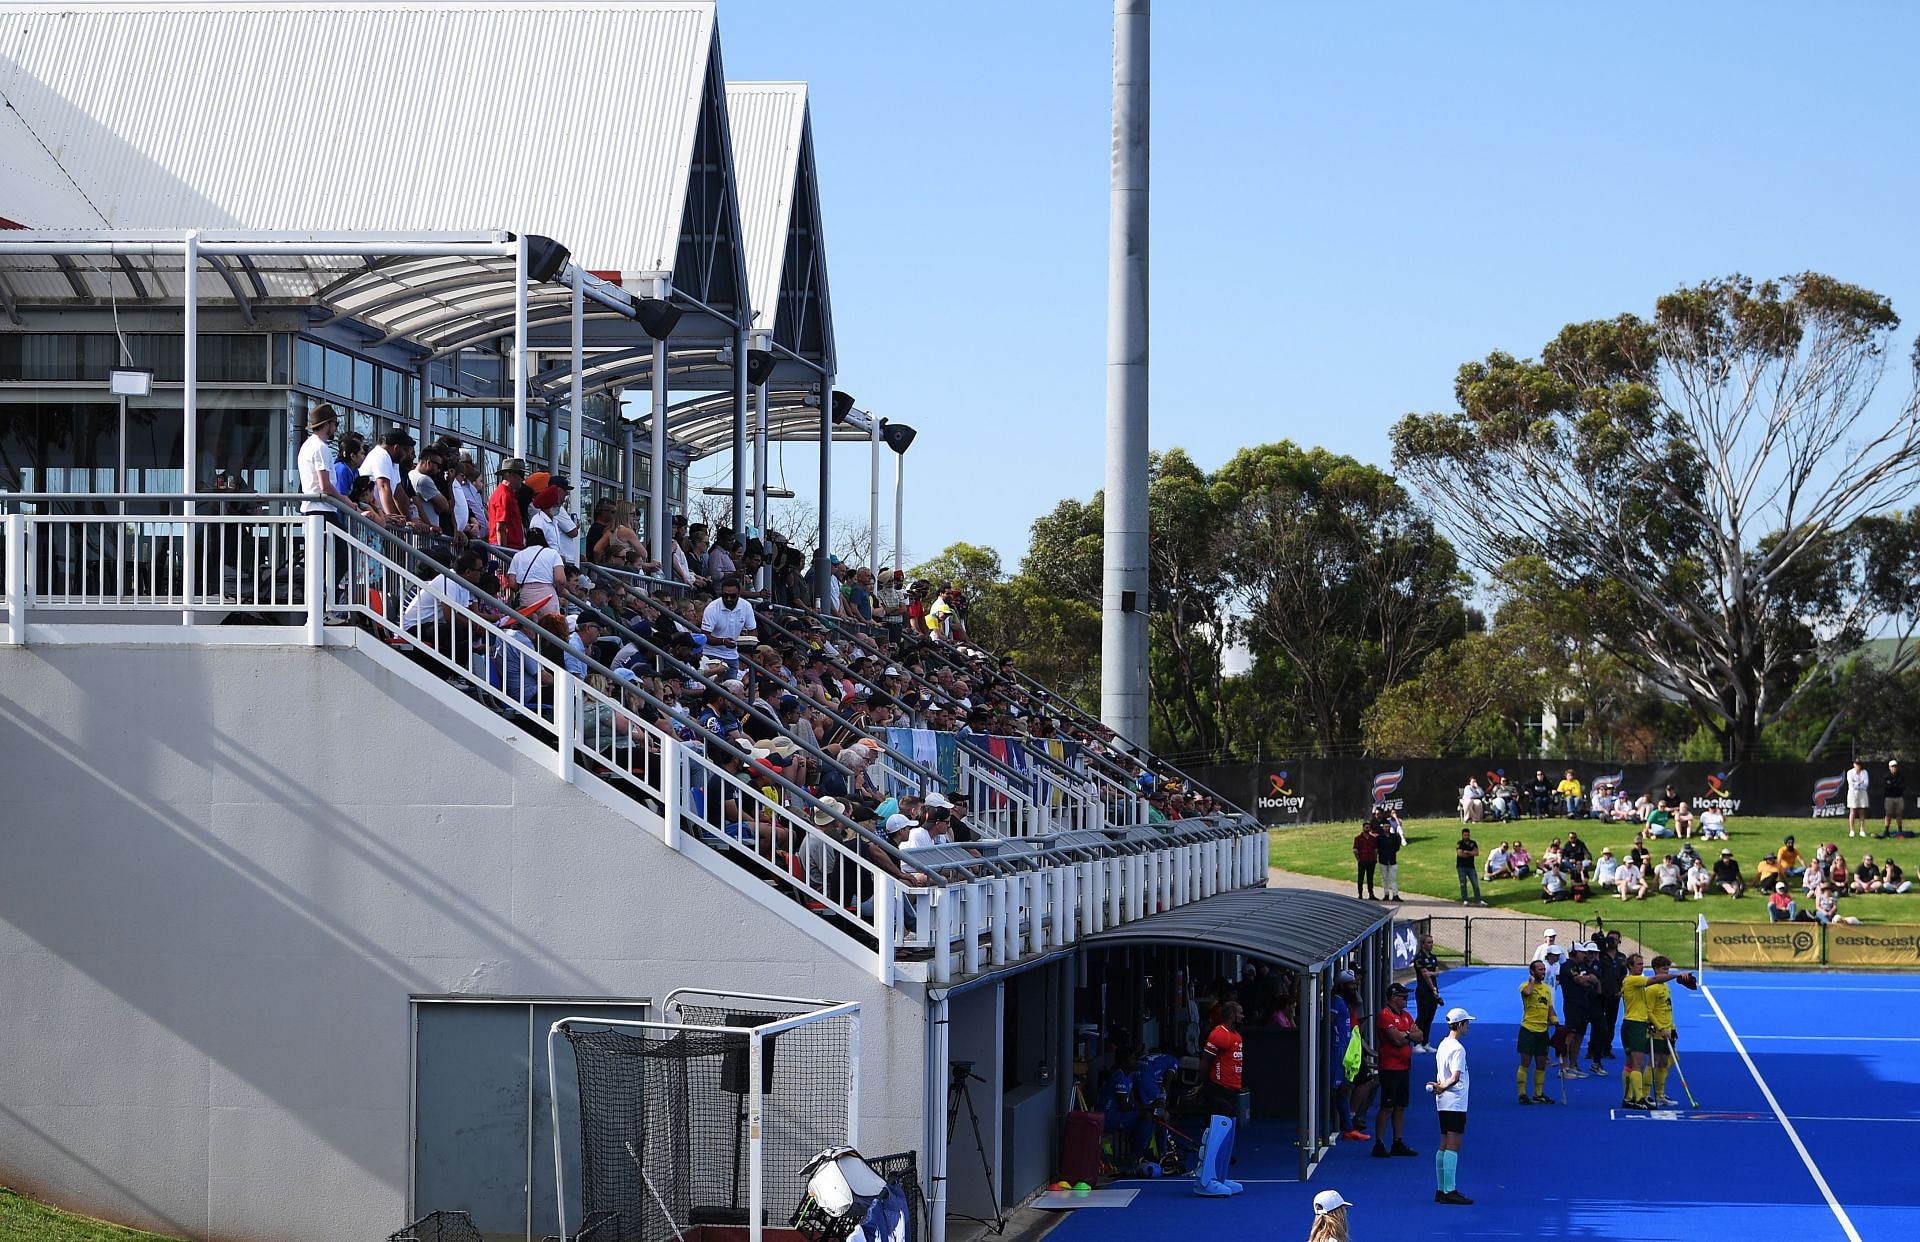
<box><xmin>1101</xmin><ymin>0</ymin><xmax>1150</xmax><ymax>746</ymax></box>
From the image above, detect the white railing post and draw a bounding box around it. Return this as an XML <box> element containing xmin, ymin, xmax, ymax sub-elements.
<box><xmin>874</xmin><ymin>882</ymin><xmax>895</xmax><ymax>985</ymax></box>
<box><xmin>661</xmin><ymin>739</ymin><xmax>684</xmax><ymax>849</ymax></box>
<box><xmin>962</xmin><ymin>882</ymin><xmax>982</xmax><ymax>976</ymax></box>
<box><xmin>1085</xmin><ymin>860</ymin><xmax>1104</xmax><ymax>935</ymax></box>
<box><xmin>553</xmin><ymin>671</ymin><xmax>577</xmax><ymax>782</ymax></box>
<box><xmin>931</xmin><ymin>888</ymin><xmax>952</xmax><ymax>984</ymax></box>
<box><xmin>303</xmin><ymin>514</ymin><xmax>325</xmax><ymax>645</ymax></box>
<box><xmin>1108</xmin><ymin>858</ymin><xmax>1124</xmax><ymax>925</ymax></box>
<box><xmin>748</xmin><ymin>1035</ymin><xmax>765</xmax><ymax>1242</ymax></box>
<box><xmin>3</xmin><ymin>513</ymin><xmax>25</xmax><ymax>646</ymax></box>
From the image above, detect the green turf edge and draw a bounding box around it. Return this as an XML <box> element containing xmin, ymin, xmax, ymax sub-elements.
<box><xmin>0</xmin><ymin>1189</ymin><xmax>185</xmax><ymax>1242</ymax></box>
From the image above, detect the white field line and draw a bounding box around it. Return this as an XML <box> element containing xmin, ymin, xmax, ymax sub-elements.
<box><xmin>1701</xmin><ymin>985</ymin><xmax>1862</xmax><ymax>1242</ymax></box>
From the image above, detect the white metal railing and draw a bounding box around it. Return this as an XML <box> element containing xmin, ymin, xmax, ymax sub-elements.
<box><xmin>0</xmin><ymin>501</ymin><xmax>1272</xmax><ymax>986</ymax></box>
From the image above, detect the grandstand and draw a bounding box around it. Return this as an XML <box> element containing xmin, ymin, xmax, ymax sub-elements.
<box><xmin>0</xmin><ymin>5</ymin><xmax>1267</xmax><ymax>1240</ymax></box>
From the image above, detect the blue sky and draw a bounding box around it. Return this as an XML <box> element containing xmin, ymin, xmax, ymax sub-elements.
<box><xmin>704</xmin><ymin>1</ymin><xmax>1920</xmax><ymax>572</ymax></box>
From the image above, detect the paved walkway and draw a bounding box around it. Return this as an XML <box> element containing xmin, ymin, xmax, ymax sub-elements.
<box><xmin>1267</xmin><ymin>865</ymin><xmax>1648</xmax><ymax>964</ymax></box>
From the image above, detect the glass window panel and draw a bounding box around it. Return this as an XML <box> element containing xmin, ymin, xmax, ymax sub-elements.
<box><xmin>324</xmin><ymin>347</ymin><xmax>354</xmax><ymax>397</ymax></box>
<box><xmin>353</xmin><ymin>357</ymin><xmax>375</xmax><ymax>405</ymax></box>
<box><xmin>380</xmin><ymin>368</ymin><xmax>402</xmax><ymax>412</ymax></box>
<box><xmin>296</xmin><ymin>338</ymin><xmax>324</xmax><ymax>387</ymax></box>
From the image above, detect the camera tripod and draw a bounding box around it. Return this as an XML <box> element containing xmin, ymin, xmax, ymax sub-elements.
<box><xmin>947</xmin><ymin>1062</ymin><xmax>1005</xmax><ymax>1233</ymax></box>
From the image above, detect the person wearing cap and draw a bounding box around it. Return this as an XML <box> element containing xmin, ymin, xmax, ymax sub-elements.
<box><xmin>526</xmin><ymin>485</ymin><xmax>571</xmax><ymax>561</ymax></box>
<box><xmin>1883</xmin><ymin>759</ymin><xmax>1906</xmax><ymax>837</ymax></box>
<box><xmin>1307</xmin><ymin>1189</ymin><xmax>1352</xmax><ymax>1242</ymax></box>
<box><xmin>1531</xmin><ymin>928</ymin><xmax>1561</xmax><ymax>963</ymax></box>
<box><xmin>700</xmin><ymin>576</ymin><xmax>757</xmax><ymax>676</ymax></box>
<box><xmin>1767</xmin><ymin>880</ymin><xmax>1798</xmax><ymax>922</ymax></box>
<box><xmin>296</xmin><ymin>403</ymin><xmax>343</xmax><ymax>517</ymax></box>
<box><xmin>1712</xmin><ymin>848</ymin><xmax>1746</xmax><ymax>897</ymax></box>
<box><xmin>1516</xmin><ymin>957</ymin><xmax>1559</xmax><ymax>1104</ymax></box>
<box><xmin>887</xmin><ymin>811</ymin><xmax>935</xmax><ymax>850</ymax></box>
<box><xmin>357</xmin><ymin>427</ymin><xmax>414</xmax><ymax>528</ymax></box>
<box><xmin>1371</xmin><ymin>983</ymin><xmax>1419</xmax><ymax>1158</ymax></box>
<box><xmin>1426</xmin><ymin>1006</ymin><xmax>1475</xmax><ymax>1205</ymax></box>
<box><xmin>489</xmin><ymin>457</ymin><xmax>529</xmax><ymax>549</ymax></box>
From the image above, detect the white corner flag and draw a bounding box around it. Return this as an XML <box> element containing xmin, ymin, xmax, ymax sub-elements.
<box><xmin>1697</xmin><ymin>914</ymin><xmax>1709</xmax><ymax>933</ymax></box>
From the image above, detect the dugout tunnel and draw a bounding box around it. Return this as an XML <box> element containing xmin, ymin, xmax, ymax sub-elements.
<box><xmin>1076</xmin><ymin>888</ymin><xmax>1394</xmax><ymax>1179</ymax></box>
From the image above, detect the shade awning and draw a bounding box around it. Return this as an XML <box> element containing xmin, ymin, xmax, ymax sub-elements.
<box><xmin>1081</xmin><ymin>887</ymin><xmax>1392</xmax><ymax>973</ymax></box>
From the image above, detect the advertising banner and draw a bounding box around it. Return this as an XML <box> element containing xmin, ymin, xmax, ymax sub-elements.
<box><xmin>1824</xmin><ymin>925</ymin><xmax>1920</xmax><ymax>967</ymax></box>
<box><xmin>1197</xmin><ymin>759</ymin><xmax>1891</xmax><ymax>826</ymax></box>
<box><xmin>1703</xmin><ymin>922</ymin><xmax>1821</xmax><ymax>966</ymax></box>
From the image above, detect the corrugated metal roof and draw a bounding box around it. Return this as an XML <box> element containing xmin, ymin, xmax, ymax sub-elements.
<box><xmin>0</xmin><ymin>2</ymin><xmax>718</xmax><ymax>279</ymax></box>
<box><xmin>1081</xmin><ymin>887</ymin><xmax>1392</xmax><ymax>972</ymax></box>
<box><xmin>725</xmin><ymin>81</ymin><xmax>807</xmax><ymax>330</ymax></box>
<box><xmin>0</xmin><ymin>101</ymin><xmax>105</xmax><ymax>227</ymax></box>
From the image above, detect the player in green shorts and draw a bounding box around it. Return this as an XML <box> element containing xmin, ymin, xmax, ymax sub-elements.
<box><xmin>1618</xmin><ymin>953</ymin><xmax>1695</xmax><ymax>1109</ymax></box>
<box><xmin>1516</xmin><ymin>958</ymin><xmax>1558</xmax><ymax>1104</ymax></box>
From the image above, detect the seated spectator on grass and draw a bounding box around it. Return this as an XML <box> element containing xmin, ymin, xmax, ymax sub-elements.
<box><xmin>1654</xmin><ymin>855</ymin><xmax>1685</xmax><ymax>901</ymax></box>
<box><xmin>1814</xmin><ymin>883</ymin><xmax>1841</xmax><ymax>925</ymax></box>
<box><xmin>1483</xmin><ymin>840</ymin><xmax>1511</xmax><ymax>880</ymax></box>
<box><xmin>1699</xmin><ymin>806</ymin><xmax>1729</xmax><ymax>839</ymax></box>
<box><xmin>1642</xmin><ymin>809</ymin><xmax>1677</xmax><ymax>840</ymax></box>
<box><xmin>1882</xmin><ymin>858</ymin><xmax>1912</xmax><ymax>893</ymax></box>
<box><xmin>1755</xmin><ymin>851</ymin><xmax>1784</xmax><ymax>890</ymax></box>
<box><xmin>1460</xmin><ymin>777</ymin><xmax>1486</xmax><ymax>822</ymax></box>
<box><xmin>1593</xmin><ymin>848</ymin><xmax>1619</xmax><ymax>886</ymax></box>
<box><xmin>1508</xmin><ymin>841</ymin><xmax>1533</xmax><ymax>879</ymax></box>
<box><xmin>1712</xmin><ymin>848</ymin><xmax>1746</xmax><ymax>897</ymax></box>
<box><xmin>1615</xmin><ymin>858</ymin><xmax>1647</xmax><ymax>900</ymax></box>
<box><xmin>1562</xmin><ymin>831</ymin><xmax>1591</xmax><ymax>868</ymax></box>
<box><xmin>1591</xmin><ymin>781</ymin><xmax>1617</xmax><ymax>818</ymax></box>
<box><xmin>1556</xmin><ymin>769</ymin><xmax>1583</xmax><ymax>817</ymax></box>
<box><xmin>1540</xmin><ymin>860</ymin><xmax>1568</xmax><ymax>903</ymax></box>
<box><xmin>1852</xmin><ymin>854</ymin><xmax>1882</xmax><ymax>894</ymax></box>
<box><xmin>1767</xmin><ymin>882</ymin><xmax>1798</xmax><ymax>922</ymax></box>
<box><xmin>1685</xmin><ymin>856</ymin><xmax>1711</xmax><ymax>900</ymax></box>
<box><xmin>1673</xmin><ymin>800</ymin><xmax>1695</xmax><ymax>838</ymax></box>
<box><xmin>1778</xmin><ymin>836</ymin><xmax>1805</xmax><ymax>879</ymax></box>
<box><xmin>1828</xmin><ymin>850</ymin><xmax>1851</xmax><ymax>891</ymax></box>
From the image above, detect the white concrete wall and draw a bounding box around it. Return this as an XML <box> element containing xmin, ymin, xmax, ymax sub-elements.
<box><xmin>0</xmin><ymin>642</ymin><xmax>926</xmax><ymax>1242</ymax></box>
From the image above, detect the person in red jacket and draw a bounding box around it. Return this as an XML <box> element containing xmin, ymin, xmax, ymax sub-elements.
<box><xmin>1198</xmin><ymin>1002</ymin><xmax>1244</xmax><ymax>1120</ymax></box>
<box><xmin>1354</xmin><ymin>821</ymin><xmax>1380</xmax><ymax>900</ymax></box>
<box><xmin>488</xmin><ymin>458</ymin><xmax>528</xmax><ymax>549</ymax></box>
<box><xmin>1372</xmin><ymin>983</ymin><xmax>1419</xmax><ymax>1158</ymax></box>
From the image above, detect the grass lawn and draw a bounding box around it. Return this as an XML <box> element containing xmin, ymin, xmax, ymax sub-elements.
<box><xmin>1268</xmin><ymin>814</ymin><xmax>1920</xmax><ymax>963</ymax></box>
<box><xmin>0</xmin><ymin>1189</ymin><xmax>182</xmax><ymax>1242</ymax></box>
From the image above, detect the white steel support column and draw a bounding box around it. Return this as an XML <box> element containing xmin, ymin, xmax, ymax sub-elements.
<box><xmin>553</xmin><ymin>673</ymin><xmax>577</xmax><ymax>782</ymax></box>
<box><xmin>303</xmin><ymin>514</ymin><xmax>325</xmax><ymax>646</ymax></box>
<box><xmin>869</xmin><ymin>415</ymin><xmax>880</xmax><ymax>574</ymax></box>
<box><xmin>3</xmin><ymin>513</ymin><xmax>25</xmax><ymax>645</ymax></box>
<box><xmin>650</xmin><ymin>332</ymin><xmax>670</xmax><ymax>568</ymax></box>
<box><xmin>817</xmin><ymin>373</ymin><xmax>834</xmax><ymax>607</ymax></box>
<box><xmin>732</xmin><ymin>322</ymin><xmax>749</xmax><ymax>538</ymax></box>
<box><xmin>962</xmin><ymin>883</ymin><xmax>982</xmax><ymax>976</ymax></box>
<box><xmin>1101</xmin><ymin>0</ymin><xmax>1150</xmax><ymax>744</ymax></box>
<box><xmin>181</xmin><ymin>230</ymin><xmax>200</xmax><ymax>622</ymax></box>
<box><xmin>893</xmin><ymin>448</ymin><xmax>904</xmax><ymax>576</ymax></box>
<box><xmin>747</xmin><ymin>1037</ymin><xmax>765</xmax><ymax>1242</ymax></box>
<box><xmin>512</xmin><ymin>234</ymin><xmax>529</xmax><ymax>461</ymax></box>
<box><xmin>570</xmin><ymin>269</ymin><xmax>585</xmax><ymax>492</ymax></box>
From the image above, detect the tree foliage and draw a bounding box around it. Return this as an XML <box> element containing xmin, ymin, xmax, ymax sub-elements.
<box><xmin>1392</xmin><ymin>272</ymin><xmax>1920</xmax><ymax>757</ymax></box>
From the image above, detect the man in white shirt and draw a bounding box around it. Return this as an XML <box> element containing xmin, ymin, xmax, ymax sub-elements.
<box><xmin>701</xmin><ymin>576</ymin><xmax>757</xmax><ymax>674</ymax></box>
<box><xmin>1427</xmin><ymin>1006</ymin><xmax>1474</xmax><ymax>1205</ymax></box>
<box><xmin>359</xmin><ymin>429</ymin><xmax>413</xmax><ymax>527</ymax></box>
<box><xmin>400</xmin><ymin>547</ymin><xmax>486</xmax><ymax>665</ymax></box>
<box><xmin>890</xmin><ymin>812</ymin><xmax>934</xmax><ymax>850</ymax></box>
<box><xmin>1531</xmin><ymin>928</ymin><xmax>1561</xmax><ymax>963</ymax></box>
<box><xmin>528</xmin><ymin>485</ymin><xmax>571</xmax><ymax>559</ymax></box>
<box><xmin>296</xmin><ymin>404</ymin><xmax>341</xmax><ymax>516</ymax></box>
<box><xmin>546</xmin><ymin>476</ymin><xmax>583</xmax><ymax>563</ymax></box>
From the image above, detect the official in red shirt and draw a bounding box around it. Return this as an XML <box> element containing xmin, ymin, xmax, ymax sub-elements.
<box><xmin>1200</xmin><ymin>1002</ymin><xmax>1244</xmax><ymax>1119</ymax></box>
<box><xmin>1372</xmin><ymin>983</ymin><xmax>1419</xmax><ymax>1157</ymax></box>
<box><xmin>489</xmin><ymin>458</ymin><xmax>528</xmax><ymax>550</ymax></box>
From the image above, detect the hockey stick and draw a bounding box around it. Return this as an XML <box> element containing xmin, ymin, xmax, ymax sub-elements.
<box><xmin>1660</xmin><ymin>1034</ymin><xmax>1698</xmax><ymax>1108</ymax></box>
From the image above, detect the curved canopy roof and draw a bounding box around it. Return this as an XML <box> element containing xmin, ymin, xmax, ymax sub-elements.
<box><xmin>1081</xmin><ymin>887</ymin><xmax>1392</xmax><ymax>973</ymax></box>
<box><xmin>651</xmin><ymin>389</ymin><xmax>868</xmax><ymax>458</ymax></box>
